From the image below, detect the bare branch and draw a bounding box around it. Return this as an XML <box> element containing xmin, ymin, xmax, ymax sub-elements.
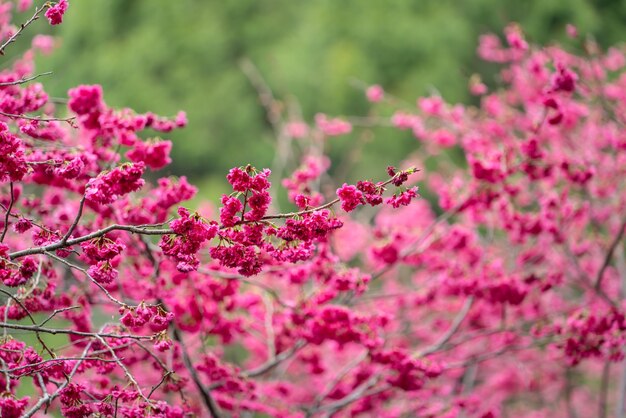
<box><xmin>595</xmin><ymin>216</ymin><xmax>626</xmax><ymax>290</ymax></box>
<box><xmin>0</xmin><ymin>182</ymin><xmax>14</xmax><ymax>242</ymax></box>
<box><xmin>0</xmin><ymin>5</ymin><xmax>46</xmax><ymax>55</ymax></box>
<box><xmin>416</xmin><ymin>297</ymin><xmax>474</xmax><ymax>357</ymax></box>
<box><xmin>60</xmin><ymin>195</ymin><xmax>86</xmax><ymax>244</ymax></box>
<box><xmin>0</xmin><ymin>71</ymin><xmax>52</xmax><ymax>86</ymax></box>
<box><xmin>242</xmin><ymin>339</ymin><xmax>306</xmax><ymax>378</ymax></box>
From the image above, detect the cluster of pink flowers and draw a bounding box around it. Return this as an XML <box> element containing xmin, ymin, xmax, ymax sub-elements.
<box><xmin>45</xmin><ymin>0</ymin><xmax>68</xmax><ymax>25</ymax></box>
<box><xmin>0</xmin><ymin>243</ymin><xmax>36</xmax><ymax>286</ymax></box>
<box><xmin>0</xmin><ymin>5</ymin><xmax>625</xmax><ymax>418</ymax></box>
<box><xmin>0</xmin><ymin>122</ymin><xmax>27</xmax><ymax>182</ymax></box>
<box><xmin>282</xmin><ymin>154</ymin><xmax>329</xmax><ymax>207</ymax></box>
<box><xmin>315</xmin><ymin>113</ymin><xmax>353</xmax><ymax>136</ymax></box>
<box><xmin>337</xmin><ymin>166</ymin><xmax>419</xmax><ymax>211</ymax></box>
<box><xmin>84</xmin><ymin>162</ymin><xmax>145</xmax><ymax>204</ymax></box>
<box><xmin>126</xmin><ymin>138</ymin><xmax>172</xmax><ymax>170</ymax></box>
<box><xmin>160</xmin><ymin>207</ymin><xmax>218</xmax><ymax>272</ymax></box>
<box><xmin>80</xmin><ymin>236</ymin><xmax>125</xmax><ymax>283</ymax></box>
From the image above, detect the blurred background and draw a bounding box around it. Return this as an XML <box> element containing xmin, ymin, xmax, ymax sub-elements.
<box><xmin>28</xmin><ymin>0</ymin><xmax>626</xmax><ymax>199</ymax></box>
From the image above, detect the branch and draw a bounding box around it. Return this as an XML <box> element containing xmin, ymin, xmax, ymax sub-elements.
<box><xmin>2</xmin><ymin>356</ymin><xmax>120</xmax><ymax>374</ymax></box>
<box><xmin>369</xmin><ymin>202</ymin><xmax>462</xmax><ymax>283</ymax></box>
<box><xmin>599</xmin><ymin>360</ymin><xmax>610</xmax><ymax>418</ymax></box>
<box><xmin>258</xmin><ymin>170</ymin><xmax>413</xmax><ymax>222</ymax></box>
<box><xmin>259</xmin><ymin>198</ymin><xmax>340</xmax><ymax>221</ymax></box>
<box><xmin>148</xmin><ymin>371</ymin><xmax>173</xmax><ymax>399</ymax></box>
<box><xmin>0</xmin><ymin>287</ymin><xmax>56</xmax><ymax>358</ymax></box>
<box><xmin>21</xmin><ymin>340</ymin><xmax>95</xmax><ymax>418</ymax></box>
<box><xmin>9</xmin><ymin>224</ymin><xmax>173</xmax><ymax>259</ymax></box>
<box><xmin>309</xmin><ymin>351</ymin><xmax>369</xmax><ymax>414</ymax></box>
<box><xmin>0</xmin><ymin>182</ymin><xmax>14</xmax><ymax>242</ymax></box>
<box><xmin>171</xmin><ymin>327</ymin><xmax>222</xmax><ymax>418</ymax></box>
<box><xmin>0</xmin><ymin>321</ymin><xmax>154</xmax><ymax>340</ymax></box>
<box><xmin>45</xmin><ymin>251</ymin><xmax>131</xmax><ymax>308</ymax></box>
<box><xmin>242</xmin><ymin>339</ymin><xmax>306</xmax><ymax>378</ymax></box>
<box><xmin>416</xmin><ymin>297</ymin><xmax>474</xmax><ymax>357</ymax></box>
<box><xmin>240</xmin><ymin>57</ymin><xmax>291</xmax><ymax>213</ymax></box>
<box><xmin>562</xmin><ymin>245</ymin><xmax>619</xmax><ymax>309</ymax></box>
<box><xmin>94</xmin><ymin>333</ymin><xmax>151</xmax><ymax>403</ymax></box>
<box><xmin>0</xmin><ymin>111</ymin><xmax>76</xmax><ymax>124</ymax></box>
<box><xmin>0</xmin><ymin>71</ymin><xmax>52</xmax><ymax>86</ymax></box>
<box><xmin>60</xmin><ymin>195</ymin><xmax>86</xmax><ymax>244</ymax></box>
<box><xmin>315</xmin><ymin>375</ymin><xmax>380</xmax><ymax>416</ymax></box>
<box><xmin>0</xmin><ymin>5</ymin><xmax>46</xmax><ymax>56</ymax></box>
<box><xmin>595</xmin><ymin>215</ymin><xmax>626</xmax><ymax>290</ymax></box>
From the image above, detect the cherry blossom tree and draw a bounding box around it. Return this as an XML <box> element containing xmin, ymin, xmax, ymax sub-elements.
<box><xmin>0</xmin><ymin>2</ymin><xmax>625</xmax><ymax>418</ymax></box>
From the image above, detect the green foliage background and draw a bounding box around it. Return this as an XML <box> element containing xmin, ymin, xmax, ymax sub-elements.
<box><xmin>32</xmin><ymin>0</ymin><xmax>626</xmax><ymax>197</ymax></box>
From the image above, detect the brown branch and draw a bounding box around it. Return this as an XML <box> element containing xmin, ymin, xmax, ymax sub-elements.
<box><xmin>171</xmin><ymin>327</ymin><xmax>222</xmax><ymax>418</ymax></box>
<box><xmin>315</xmin><ymin>375</ymin><xmax>380</xmax><ymax>416</ymax></box>
<box><xmin>0</xmin><ymin>4</ymin><xmax>46</xmax><ymax>56</ymax></box>
<box><xmin>45</xmin><ymin>251</ymin><xmax>131</xmax><ymax>308</ymax></box>
<box><xmin>562</xmin><ymin>245</ymin><xmax>619</xmax><ymax>309</ymax></box>
<box><xmin>416</xmin><ymin>297</ymin><xmax>474</xmax><ymax>357</ymax></box>
<box><xmin>0</xmin><ymin>111</ymin><xmax>76</xmax><ymax>124</ymax></box>
<box><xmin>60</xmin><ymin>195</ymin><xmax>86</xmax><ymax>244</ymax></box>
<box><xmin>259</xmin><ymin>198</ymin><xmax>340</xmax><ymax>221</ymax></box>
<box><xmin>9</xmin><ymin>224</ymin><xmax>173</xmax><ymax>259</ymax></box>
<box><xmin>2</xmin><ymin>356</ymin><xmax>120</xmax><ymax>374</ymax></box>
<box><xmin>39</xmin><ymin>306</ymin><xmax>80</xmax><ymax>327</ymax></box>
<box><xmin>0</xmin><ymin>287</ymin><xmax>55</xmax><ymax>357</ymax></box>
<box><xmin>94</xmin><ymin>332</ymin><xmax>151</xmax><ymax>403</ymax></box>
<box><xmin>0</xmin><ymin>71</ymin><xmax>52</xmax><ymax>86</ymax></box>
<box><xmin>309</xmin><ymin>351</ymin><xmax>369</xmax><ymax>414</ymax></box>
<box><xmin>22</xmin><ymin>340</ymin><xmax>95</xmax><ymax>418</ymax></box>
<box><xmin>148</xmin><ymin>371</ymin><xmax>173</xmax><ymax>399</ymax></box>
<box><xmin>0</xmin><ymin>182</ymin><xmax>14</xmax><ymax>242</ymax></box>
<box><xmin>0</xmin><ymin>321</ymin><xmax>154</xmax><ymax>340</ymax></box>
<box><xmin>595</xmin><ymin>216</ymin><xmax>626</xmax><ymax>290</ymax></box>
<box><xmin>242</xmin><ymin>339</ymin><xmax>306</xmax><ymax>378</ymax></box>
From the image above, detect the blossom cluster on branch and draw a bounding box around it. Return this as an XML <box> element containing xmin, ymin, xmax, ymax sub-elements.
<box><xmin>0</xmin><ymin>2</ymin><xmax>624</xmax><ymax>418</ymax></box>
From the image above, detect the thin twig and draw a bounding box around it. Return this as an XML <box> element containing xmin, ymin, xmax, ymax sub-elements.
<box><xmin>0</xmin><ymin>182</ymin><xmax>14</xmax><ymax>242</ymax></box>
<box><xmin>0</xmin><ymin>321</ymin><xmax>153</xmax><ymax>340</ymax></box>
<box><xmin>595</xmin><ymin>216</ymin><xmax>626</xmax><ymax>290</ymax></box>
<box><xmin>258</xmin><ymin>170</ymin><xmax>411</xmax><ymax>222</ymax></box>
<box><xmin>599</xmin><ymin>359</ymin><xmax>610</xmax><ymax>418</ymax></box>
<box><xmin>242</xmin><ymin>339</ymin><xmax>306</xmax><ymax>378</ymax></box>
<box><xmin>309</xmin><ymin>351</ymin><xmax>369</xmax><ymax>413</ymax></box>
<box><xmin>94</xmin><ymin>333</ymin><xmax>151</xmax><ymax>403</ymax></box>
<box><xmin>148</xmin><ymin>371</ymin><xmax>173</xmax><ymax>399</ymax></box>
<box><xmin>0</xmin><ymin>287</ymin><xmax>55</xmax><ymax>357</ymax></box>
<box><xmin>2</xmin><ymin>356</ymin><xmax>120</xmax><ymax>374</ymax></box>
<box><xmin>0</xmin><ymin>111</ymin><xmax>76</xmax><ymax>124</ymax></box>
<box><xmin>45</xmin><ymin>251</ymin><xmax>130</xmax><ymax>308</ymax></box>
<box><xmin>60</xmin><ymin>195</ymin><xmax>86</xmax><ymax>244</ymax></box>
<box><xmin>21</xmin><ymin>340</ymin><xmax>95</xmax><ymax>418</ymax></box>
<box><xmin>0</xmin><ymin>5</ymin><xmax>46</xmax><ymax>55</ymax></box>
<box><xmin>316</xmin><ymin>375</ymin><xmax>380</xmax><ymax>416</ymax></box>
<box><xmin>416</xmin><ymin>297</ymin><xmax>474</xmax><ymax>357</ymax></box>
<box><xmin>0</xmin><ymin>71</ymin><xmax>53</xmax><ymax>86</ymax></box>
